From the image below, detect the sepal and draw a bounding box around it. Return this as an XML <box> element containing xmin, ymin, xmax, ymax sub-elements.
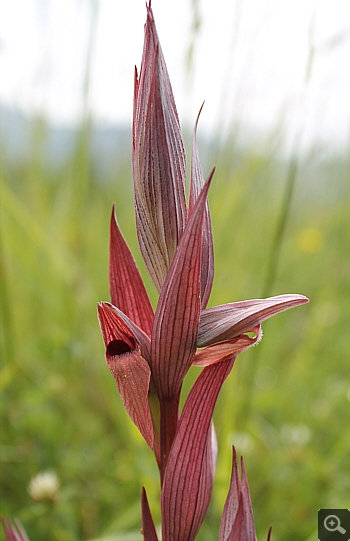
<box><xmin>109</xmin><ymin>204</ymin><xmax>154</xmax><ymax>337</ymax></box>
<box><xmin>198</xmin><ymin>294</ymin><xmax>309</xmax><ymax>347</ymax></box>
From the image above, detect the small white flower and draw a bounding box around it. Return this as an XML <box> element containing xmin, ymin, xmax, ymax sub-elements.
<box><xmin>28</xmin><ymin>470</ymin><xmax>60</xmax><ymax>502</ymax></box>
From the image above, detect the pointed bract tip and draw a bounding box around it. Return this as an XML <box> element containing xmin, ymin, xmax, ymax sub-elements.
<box><xmin>110</xmin><ymin>202</ymin><xmax>117</xmax><ymax>227</ymax></box>
<box><xmin>296</xmin><ymin>294</ymin><xmax>309</xmax><ymax>304</ymax></box>
<box><xmin>288</xmin><ymin>294</ymin><xmax>309</xmax><ymax>305</ymax></box>
<box><xmin>240</xmin><ymin>454</ymin><xmax>246</xmax><ymax>478</ymax></box>
<box><xmin>267</xmin><ymin>525</ymin><xmax>273</xmax><ymax>541</ymax></box>
<box><xmin>141</xmin><ymin>487</ymin><xmax>159</xmax><ymax>540</ymax></box>
<box><xmin>194</xmin><ymin>101</ymin><xmax>205</xmax><ymax>129</ymax></box>
<box><xmin>146</xmin><ymin>0</ymin><xmax>153</xmax><ymax>19</ymax></box>
<box><xmin>207</xmin><ymin>165</ymin><xmax>216</xmax><ymax>185</ymax></box>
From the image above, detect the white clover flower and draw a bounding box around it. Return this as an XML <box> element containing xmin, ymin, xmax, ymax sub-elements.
<box><xmin>28</xmin><ymin>470</ymin><xmax>60</xmax><ymax>502</ymax></box>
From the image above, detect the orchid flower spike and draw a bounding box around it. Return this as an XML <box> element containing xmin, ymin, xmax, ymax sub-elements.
<box><xmin>98</xmin><ymin>2</ymin><xmax>309</xmax><ymax>538</ymax></box>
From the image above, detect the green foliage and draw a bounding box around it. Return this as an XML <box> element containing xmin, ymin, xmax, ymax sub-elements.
<box><xmin>0</xmin><ymin>113</ymin><xmax>349</xmax><ymax>540</ymax></box>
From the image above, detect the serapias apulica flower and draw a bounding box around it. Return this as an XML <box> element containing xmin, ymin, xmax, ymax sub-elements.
<box><xmin>97</xmin><ymin>2</ymin><xmax>309</xmax><ymax>540</ymax></box>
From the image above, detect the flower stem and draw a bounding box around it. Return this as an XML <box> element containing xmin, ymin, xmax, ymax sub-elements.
<box><xmin>159</xmin><ymin>395</ymin><xmax>180</xmax><ymax>485</ymax></box>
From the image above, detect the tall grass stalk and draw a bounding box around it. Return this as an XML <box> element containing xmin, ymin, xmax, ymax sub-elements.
<box><xmin>263</xmin><ymin>30</ymin><xmax>315</xmax><ymax>296</ymax></box>
<box><xmin>238</xmin><ymin>35</ymin><xmax>316</xmax><ymax>424</ymax></box>
<box><xmin>0</xmin><ymin>198</ymin><xmax>14</xmax><ymax>365</ymax></box>
<box><xmin>66</xmin><ymin>0</ymin><xmax>99</xmax><ymax>251</ymax></box>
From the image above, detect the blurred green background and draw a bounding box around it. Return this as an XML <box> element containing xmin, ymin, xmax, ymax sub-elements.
<box><xmin>1</xmin><ymin>1</ymin><xmax>349</xmax><ymax>540</ymax></box>
<box><xmin>1</xmin><ymin>110</ymin><xmax>349</xmax><ymax>541</ymax></box>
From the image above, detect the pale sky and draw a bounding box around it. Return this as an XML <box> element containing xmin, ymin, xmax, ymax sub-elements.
<box><xmin>1</xmin><ymin>0</ymin><xmax>349</xmax><ymax>153</ymax></box>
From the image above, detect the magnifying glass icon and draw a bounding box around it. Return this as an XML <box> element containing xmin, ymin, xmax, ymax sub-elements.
<box><xmin>324</xmin><ymin>514</ymin><xmax>346</xmax><ymax>534</ymax></box>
